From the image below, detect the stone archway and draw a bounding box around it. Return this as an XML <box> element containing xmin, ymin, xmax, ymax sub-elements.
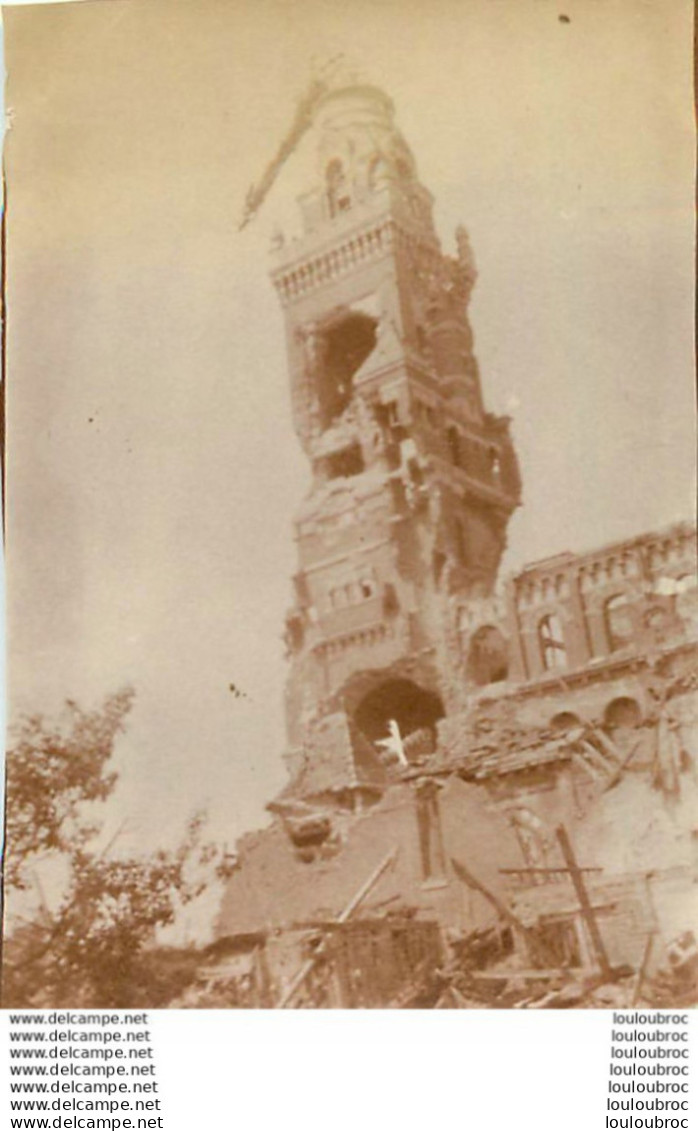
<box><xmin>604</xmin><ymin>696</ymin><xmax>642</xmax><ymax>731</ymax></box>
<box><xmin>466</xmin><ymin>624</ymin><xmax>509</xmax><ymax>686</ymax></box>
<box><xmin>353</xmin><ymin>678</ymin><xmax>445</xmax><ymax>763</ymax></box>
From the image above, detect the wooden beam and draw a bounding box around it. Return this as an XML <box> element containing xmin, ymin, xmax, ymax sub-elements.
<box><xmin>630</xmin><ymin>932</ymin><xmax>656</xmax><ymax>1007</ymax></box>
<box><xmin>601</xmin><ymin>736</ymin><xmax>644</xmax><ymax>795</ymax></box>
<box><xmin>277</xmin><ymin>848</ymin><xmax>398</xmax><ymax>1008</ymax></box>
<box><xmin>450</xmin><ymin>856</ymin><xmax>531</xmax><ymax>939</ymax></box>
<box><xmin>499</xmin><ymin>866</ymin><xmax>602</xmax><ymax>876</ymax></box>
<box><xmin>336</xmin><ymin>848</ymin><xmax>398</xmax><ymax>923</ymax></box>
<box><xmin>555</xmin><ymin>825</ymin><xmax>613</xmax><ymax>982</ymax></box>
<box><xmin>470</xmin><ymin>968</ymin><xmax>592</xmax><ymax>982</ymax></box>
<box><xmin>579</xmin><ymin>739</ymin><xmax>615</xmax><ymax>776</ymax></box>
<box><xmin>588</xmin><ymin>726</ymin><xmax>624</xmax><ymax>764</ymax></box>
<box><xmin>572</xmin><ymin>751</ymin><xmax>605</xmax><ymax>785</ymax></box>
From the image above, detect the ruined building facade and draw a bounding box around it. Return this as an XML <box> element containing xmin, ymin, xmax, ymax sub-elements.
<box><xmin>274</xmin><ymin>85</ymin><xmax>520</xmax><ymax>796</ymax></box>
<box><xmin>212</xmin><ymin>86</ymin><xmax>698</xmax><ymax>1008</ymax></box>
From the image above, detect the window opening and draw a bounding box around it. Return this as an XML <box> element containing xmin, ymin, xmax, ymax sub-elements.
<box><xmin>538</xmin><ymin>613</ymin><xmax>567</xmax><ymax>670</ymax></box>
<box><xmin>326</xmin><ymin>444</ymin><xmax>365</xmax><ymax>480</ymax></box>
<box><xmin>466</xmin><ymin>625</ymin><xmax>509</xmax><ymax>685</ymax></box>
<box><xmin>374</xmin><ymin>400</ymin><xmax>406</xmax><ymax>444</ymax></box>
<box><xmin>604</xmin><ymin>593</ymin><xmax>633</xmax><ymax>651</ymax></box>
<box><xmin>603</xmin><ymin>697</ymin><xmax>642</xmax><ymax>732</ymax></box>
<box><xmin>550</xmin><ymin>711</ymin><xmax>582</xmax><ymax>734</ymax></box>
<box><xmin>326</xmin><ymin>159</ymin><xmax>351</xmax><ymax>217</ymax></box>
<box><xmin>316</xmin><ymin>313</ymin><xmax>378</xmax><ymax>429</ymax></box>
<box><xmin>359</xmin><ymin>577</ymin><xmax>377</xmax><ymax>599</ymax></box>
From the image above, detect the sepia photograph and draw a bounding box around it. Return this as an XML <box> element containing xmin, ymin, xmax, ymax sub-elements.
<box><xmin>1</xmin><ymin>0</ymin><xmax>696</xmax><ymax>1011</ymax></box>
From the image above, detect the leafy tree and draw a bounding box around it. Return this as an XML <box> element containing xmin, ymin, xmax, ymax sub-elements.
<box><xmin>2</xmin><ymin>689</ymin><xmax>215</xmax><ymax>1007</ymax></box>
<box><xmin>4</xmin><ymin>688</ymin><xmax>132</xmax><ymax>892</ymax></box>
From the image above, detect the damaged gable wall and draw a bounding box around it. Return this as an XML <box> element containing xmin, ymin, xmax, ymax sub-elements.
<box><xmin>216</xmin><ymin>777</ymin><xmax>524</xmax><ymax>937</ymax></box>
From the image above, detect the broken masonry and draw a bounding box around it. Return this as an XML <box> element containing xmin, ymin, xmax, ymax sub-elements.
<box><xmin>205</xmin><ymin>82</ymin><xmax>698</xmax><ymax>1009</ymax></box>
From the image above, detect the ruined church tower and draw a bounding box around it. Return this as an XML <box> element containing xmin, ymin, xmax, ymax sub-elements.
<box><xmin>271</xmin><ymin>86</ymin><xmax>521</xmax><ymax>801</ymax></box>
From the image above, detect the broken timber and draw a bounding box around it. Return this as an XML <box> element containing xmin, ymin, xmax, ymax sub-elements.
<box><xmin>555</xmin><ymin>824</ymin><xmax>613</xmax><ymax>982</ymax></box>
<box><xmin>499</xmin><ymin>866</ymin><xmax>602</xmax><ymax>877</ymax></box>
<box><xmin>277</xmin><ymin>847</ymin><xmax>398</xmax><ymax>1008</ymax></box>
<box><xmin>237</xmin><ymin>57</ymin><xmax>345</xmax><ymax>230</ymax></box>
<box><xmin>630</xmin><ymin>931</ymin><xmax>657</xmax><ymax>1007</ymax></box>
<box><xmin>450</xmin><ymin>856</ymin><xmax>533</xmax><ymax>946</ymax></box>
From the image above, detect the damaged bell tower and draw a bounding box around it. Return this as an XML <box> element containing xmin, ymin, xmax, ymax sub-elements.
<box><xmin>271</xmin><ymin>84</ymin><xmax>521</xmax><ymax>802</ymax></box>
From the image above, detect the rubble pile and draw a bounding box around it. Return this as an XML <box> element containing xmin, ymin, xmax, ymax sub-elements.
<box><xmin>209</xmin><ymin>81</ymin><xmax>698</xmax><ymax>1010</ymax></box>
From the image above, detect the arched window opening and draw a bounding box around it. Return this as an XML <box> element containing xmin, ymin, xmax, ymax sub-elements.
<box><xmin>510</xmin><ymin>807</ymin><xmax>549</xmax><ymax>872</ymax></box>
<box><xmin>467</xmin><ymin>625</ymin><xmax>509</xmax><ymax>686</ymax></box>
<box><xmin>550</xmin><ymin>711</ymin><xmax>582</xmax><ymax>734</ymax></box>
<box><xmin>354</xmin><ymin>679</ymin><xmax>444</xmax><ymax>764</ymax></box>
<box><xmin>538</xmin><ymin>613</ymin><xmax>567</xmax><ymax>671</ymax></box>
<box><xmin>603</xmin><ymin>697</ymin><xmax>642</xmax><ymax>733</ymax></box>
<box><xmin>604</xmin><ymin>593</ymin><xmax>634</xmax><ymax>652</ymax></box>
<box><xmin>326</xmin><ymin>158</ymin><xmax>351</xmax><ymax>217</ymax></box>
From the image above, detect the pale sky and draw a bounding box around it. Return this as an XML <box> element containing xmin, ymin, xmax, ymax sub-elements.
<box><xmin>3</xmin><ymin>0</ymin><xmax>695</xmax><ymax>855</ymax></box>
